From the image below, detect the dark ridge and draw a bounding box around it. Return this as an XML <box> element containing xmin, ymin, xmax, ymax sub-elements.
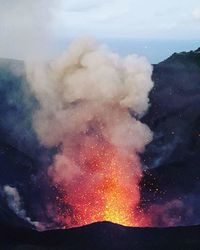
<box><xmin>0</xmin><ymin>221</ymin><xmax>200</xmax><ymax>249</ymax></box>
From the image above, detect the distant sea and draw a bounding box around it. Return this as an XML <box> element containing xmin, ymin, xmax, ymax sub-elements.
<box><xmin>97</xmin><ymin>38</ymin><xmax>200</xmax><ymax>64</ymax></box>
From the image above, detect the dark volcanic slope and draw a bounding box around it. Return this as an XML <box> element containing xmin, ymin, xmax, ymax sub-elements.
<box><xmin>0</xmin><ymin>221</ymin><xmax>200</xmax><ymax>250</ymax></box>
<box><xmin>143</xmin><ymin>48</ymin><xmax>200</xmax><ymax>171</ymax></box>
<box><xmin>141</xmin><ymin>48</ymin><xmax>200</xmax><ymax>225</ymax></box>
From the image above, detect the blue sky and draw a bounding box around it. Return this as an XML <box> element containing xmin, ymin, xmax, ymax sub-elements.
<box><xmin>0</xmin><ymin>0</ymin><xmax>200</xmax><ymax>59</ymax></box>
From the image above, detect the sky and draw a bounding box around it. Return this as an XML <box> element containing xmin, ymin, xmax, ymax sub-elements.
<box><xmin>54</xmin><ymin>0</ymin><xmax>200</xmax><ymax>39</ymax></box>
<box><xmin>0</xmin><ymin>0</ymin><xmax>200</xmax><ymax>59</ymax></box>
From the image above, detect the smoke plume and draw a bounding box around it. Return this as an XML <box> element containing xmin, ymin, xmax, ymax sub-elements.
<box><xmin>26</xmin><ymin>37</ymin><xmax>154</xmax><ymax>228</ymax></box>
<box><xmin>3</xmin><ymin>185</ymin><xmax>43</xmax><ymax>230</ymax></box>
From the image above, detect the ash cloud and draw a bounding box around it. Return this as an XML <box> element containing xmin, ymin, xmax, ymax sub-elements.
<box><xmin>27</xmin><ymin>37</ymin><xmax>153</xmax><ymax>147</ymax></box>
<box><xmin>26</xmin><ymin>37</ymin><xmax>154</xmax><ymax>227</ymax></box>
<box><xmin>27</xmin><ymin>37</ymin><xmax>153</xmax><ymax>175</ymax></box>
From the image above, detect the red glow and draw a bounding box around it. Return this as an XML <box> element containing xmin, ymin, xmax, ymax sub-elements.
<box><xmin>52</xmin><ymin>133</ymin><xmax>150</xmax><ymax>228</ymax></box>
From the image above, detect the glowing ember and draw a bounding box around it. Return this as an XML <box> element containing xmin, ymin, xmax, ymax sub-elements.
<box><xmin>51</xmin><ymin>131</ymin><xmax>149</xmax><ymax>228</ymax></box>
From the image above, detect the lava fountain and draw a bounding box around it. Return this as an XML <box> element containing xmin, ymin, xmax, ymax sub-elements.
<box><xmin>51</xmin><ymin>111</ymin><xmax>144</xmax><ymax>227</ymax></box>
<box><xmin>27</xmin><ymin>38</ymin><xmax>154</xmax><ymax>228</ymax></box>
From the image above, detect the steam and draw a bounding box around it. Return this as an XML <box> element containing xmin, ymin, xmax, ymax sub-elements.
<box><xmin>26</xmin><ymin>37</ymin><xmax>154</xmax><ymax>227</ymax></box>
<box><xmin>149</xmin><ymin>199</ymin><xmax>194</xmax><ymax>227</ymax></box>
<box><xmin>3</xmin><ymin>185</ymin><xmax>43</xmax><ymax>230</ymax></box>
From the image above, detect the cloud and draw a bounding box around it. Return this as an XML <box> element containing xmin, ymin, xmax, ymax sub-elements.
<box><xmin>192</xmin><ymin>7</ymin><xmax>200</xmax><ymax>20</ymax></box>
<box><xmin>0</xmin><ymin>0</ymin><xmax>60</xmax><ymax>59</ymax></box>
<box><xmin>61</xmin><ymin>0</ymin><xmax>107</xmax><ymax>12</ymax></box>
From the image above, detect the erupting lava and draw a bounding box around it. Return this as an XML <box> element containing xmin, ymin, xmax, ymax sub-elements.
<box><xmin>52</xmin><ymin>128</ymin><xmax>148</xmax><ymax>228</ymax></box>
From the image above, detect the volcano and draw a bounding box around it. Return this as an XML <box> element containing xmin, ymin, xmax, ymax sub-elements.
<box><xmin>1</xmin><ymin>46</ymin><xmax>200</xmax><ymax>248</ymax></box>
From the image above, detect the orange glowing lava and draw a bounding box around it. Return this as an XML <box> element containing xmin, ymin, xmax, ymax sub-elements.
<box><xmin>53</xmin><ymin>134</ymin><xmax>149</xmax><ymax>228</ymax></box>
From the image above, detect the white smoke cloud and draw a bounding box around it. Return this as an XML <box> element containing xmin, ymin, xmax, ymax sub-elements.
<box><xmin>3</xmin><ymin>185</ymin><xmax>44</xmax><ymax>230</ymax></box>
<box><xmin>27</xmin><ymin>37</ymin><xmax>153</xmax><ymax>146</ymax></box>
